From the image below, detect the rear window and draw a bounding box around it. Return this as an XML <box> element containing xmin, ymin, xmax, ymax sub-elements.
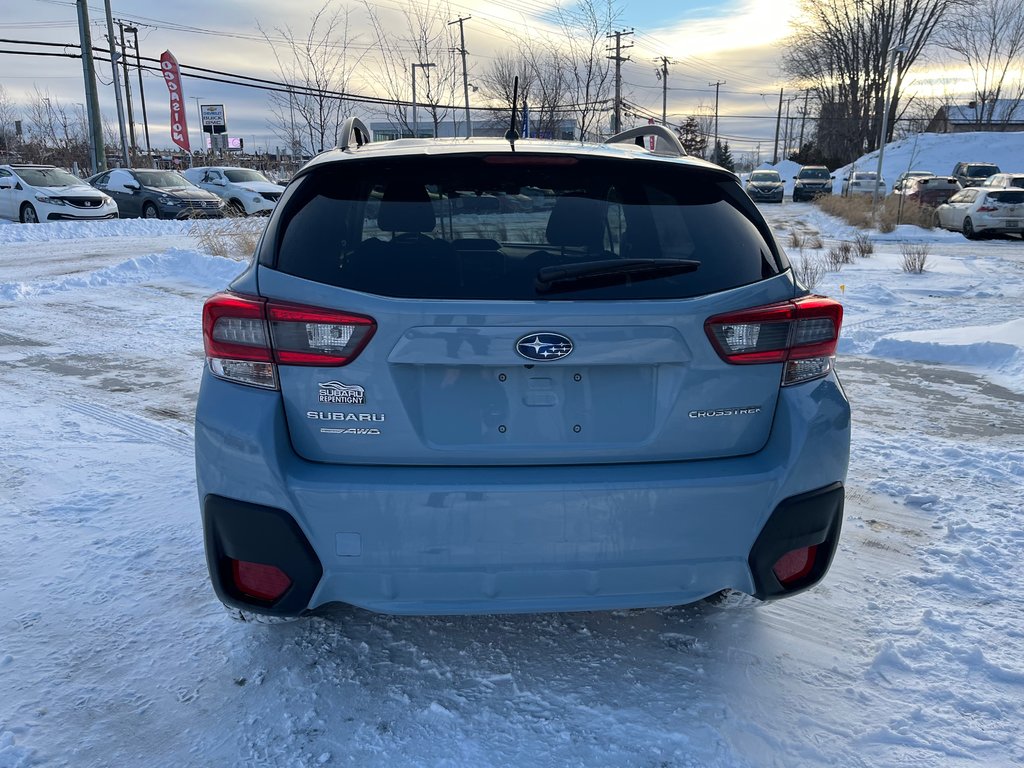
<box><xmin>267</xmin><ymin>155</ymin><xmax>783</xmax><ymax>300</ymax></box>
<box><xmin>986</xmin><ymin>190</ymin><xmax>1024</xmax><ymax>204</ymax></box>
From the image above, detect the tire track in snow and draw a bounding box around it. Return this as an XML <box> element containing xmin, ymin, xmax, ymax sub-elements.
<box><xmin>66</xmin><ymin>400</ymin><xmax>193</xmax><ymax>456</ymax></box>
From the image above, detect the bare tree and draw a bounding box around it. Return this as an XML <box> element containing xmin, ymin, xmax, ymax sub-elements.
<box><xmin>937</xmin><ymin>0</ymin><xmax>1024</xmax><ymax>126</ymax></box>
<box><xmin>363</xmin><ymin>0</ymin><xmax>459</xmax><ymax>138</ymax></box>
<box><xmin>783</xmin><ymin>0</ymin><xmax>963</xmax><ymax>164</ymax></box>
<box><xmin>555</xmin><ymin>0</ymin><xmax>618</xmax><ymax>140</ymax></box>
<box><xmin>0</xmin><ymin>84</ymin><xmax>20</xmax><ymax>159</ymax></box>
<box><xmin>477</xmin><ymin>44</ymin><xmax>570</xmax><ymax>139</ymax></box>
<box><xmin>23</xmin><ymin>87</ymin><xmax>91</xmax><ymax>170</ymax></box>
<box><xmin>477</xmin><ymin>50</ymin><xmax>533</xmax><ymax>132</ymax></box>
<box><xmin>259</xmin><ymin>1</ymin><xmax>362</xmax><ymax>157</ymax></box>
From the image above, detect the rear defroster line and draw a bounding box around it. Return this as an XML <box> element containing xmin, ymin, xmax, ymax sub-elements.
<box><xmin>66</xmin><ymin>401</ymin><xmax>194</xmax><ymax>456</ymax></box>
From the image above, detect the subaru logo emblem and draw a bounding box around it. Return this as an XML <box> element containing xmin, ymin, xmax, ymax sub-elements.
<box><xmin>516</xmin><ymin>332</ymin><xmax>574</xmax><ymax>361</ymax></box>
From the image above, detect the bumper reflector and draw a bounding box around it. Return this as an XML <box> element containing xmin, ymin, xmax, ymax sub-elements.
<box><xmin>230</xmin><ymin>559</ymin><xmax>292</xmax><ymax>602</ymax></box>
<box><xmin>772</xmin><ymin>545</ymin><xmax>819</xmax><ymax>586</ymax></box>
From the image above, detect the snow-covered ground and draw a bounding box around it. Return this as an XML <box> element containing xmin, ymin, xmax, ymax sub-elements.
<box><xmin>0</xmin><ymin>202</ymin><xmax>1022</xmax><ymax>767</ymax></box>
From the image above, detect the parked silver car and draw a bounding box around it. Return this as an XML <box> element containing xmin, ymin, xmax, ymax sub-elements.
<box><xmin>935</xmin><ymin>187</ymin><xmax>1024</xmax><ymax>239</ymax></box>
<box><xmin>841</xmin><ymin>171</ymin><xmax>886</xmax><ymax>197</ymax></box>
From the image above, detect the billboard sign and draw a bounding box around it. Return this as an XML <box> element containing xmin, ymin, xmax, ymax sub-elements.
<box><xmin>160</xmin><ymin>50</ymin><xmax>190</xmax><ymax>152</ymax></box>
<box><xmin>200</xmin><ymin>104</ymin><xmax>227</xmax><ymax>134</ymax></box>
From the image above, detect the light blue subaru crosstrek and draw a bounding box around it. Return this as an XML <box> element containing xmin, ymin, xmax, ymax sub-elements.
<box><xmin>195</xmin><ymin>120</ymin><xmax>850</xmax><ymax>618</ymax></box>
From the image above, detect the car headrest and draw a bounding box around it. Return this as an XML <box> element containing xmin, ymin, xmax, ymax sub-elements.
<box><xmin>377</xmin><ymin>182</ymin><xmax>436</xmax><ymax>233</ymax></box>
<box><xmin>546</xmin><ymin>194</ymin><xmax>608</xmax><ymax>250</ymax></box>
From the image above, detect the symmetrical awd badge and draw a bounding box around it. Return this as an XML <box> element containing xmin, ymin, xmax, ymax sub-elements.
<box><xmin>516</xmin><ymin>332</ymin><xmax>574</xmax><ymax>361</ymax></box>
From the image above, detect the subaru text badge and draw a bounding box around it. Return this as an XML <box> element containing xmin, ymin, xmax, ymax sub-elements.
<box><xmin>516</xmin><ymin>332</ymin><xmax>574</xmax><ymax>361</ymax></box>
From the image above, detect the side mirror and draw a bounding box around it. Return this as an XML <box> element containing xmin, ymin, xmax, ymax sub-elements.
<box><xmin>124</xmin><ymin>181</ymin><xmax>141</xmax><ymax>191</ymax></box>
<box><xmin>792</xmin><ymin>176</ymin><xmax>797</xmax><ymax>180</ymax></box>
<box><xmin>212</xmin><ymin>178</ymin><xmax>227</xmax><ymax>186</ymax></box>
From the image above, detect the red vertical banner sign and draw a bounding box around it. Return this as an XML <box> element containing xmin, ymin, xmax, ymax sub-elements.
<box><xmin>160</xmin><ymin>50</ymin><xmax>190</xmax><ymax>152</ymax></box>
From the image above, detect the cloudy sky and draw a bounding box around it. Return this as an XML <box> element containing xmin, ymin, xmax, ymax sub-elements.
<box><xmin>0</xmin><ymin>0</ymin><xmax>942</xmax><ymax>159</ymax></box>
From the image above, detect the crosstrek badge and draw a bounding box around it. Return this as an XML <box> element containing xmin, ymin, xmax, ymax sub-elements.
<box><xmin>318</xmin><ymin>381</ymin><xmax>366</xmax><ymax>404</ymax></box>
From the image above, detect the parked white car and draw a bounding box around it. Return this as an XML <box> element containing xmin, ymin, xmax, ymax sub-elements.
<box><xmin>979</xmin><ymin>172</ymin><xmax>1024</xmax><ymax>190</ymax></box>
<box><xmin>935</xmin><ymin>187</ymin><xmax>1024</xmax><ymax>239</ymax></box>
<box><xmin>0</xmin><ymin>164</ymin><xmax>118</xmax><ymax>223</ymax></box>
<box><xmin>841</xmin><ymin>171</ymin><xmax>887</xmax><ymax>197</ymax></box>
<box><xmin>181</xmin><ymin>166</ymin><xmax>285</xmax><ymax>216</ymax></box>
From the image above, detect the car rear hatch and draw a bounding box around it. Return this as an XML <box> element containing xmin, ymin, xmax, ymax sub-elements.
<box><xmin>216</xmin><ymin>151</ymin><xmax>839</xmax><ymax>467</ymax></box>
<box><xmin>981</xmin><ymin>189</ymin><xmax>1024</xmax><ymax>226</ymax></box>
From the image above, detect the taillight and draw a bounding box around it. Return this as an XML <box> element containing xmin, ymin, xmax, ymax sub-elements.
<box><xmin>704</xmin><ymin>296</ymin><xmax>843</xmax><ymax>386</ymax></box>
<box><xmin>976</xmin><ymin>205</ymin><xmax>998</xmax><ymax>212</ymax></box>
<box><xmin>203</xmin><ymin>293</ymin><xmax>276</xmax><ymax>389</ymax></box>
<box><xmin>202</xmin><ymin>292</ymin><xmax>376</xmax><ymax>389</ymax></box>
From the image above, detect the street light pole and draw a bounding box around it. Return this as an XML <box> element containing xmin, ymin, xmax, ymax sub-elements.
<box><xmin>411</xmin><ymin>62</ymin><xmax>436</xmax><ymax>138</ymax></box>
<box><xmin>873</xmin><ymin>44</ymin><xmax>910</xmax><ymax>215</ymax></box>
<box><xmin>125</xmin><ymin>26</ymin><xmax>152</xmax><ymax>166</ymax></box>
<box><xmin>191</xmin><ymin>96</ymin><xmax>204</xmax><ymax>166</ymax></box>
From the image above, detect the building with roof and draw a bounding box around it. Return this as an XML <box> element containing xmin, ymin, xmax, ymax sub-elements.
<box><xmin>926</xmin><ymin>99</ymin><xmax>1024</xmax><ymax>133</ymax></box>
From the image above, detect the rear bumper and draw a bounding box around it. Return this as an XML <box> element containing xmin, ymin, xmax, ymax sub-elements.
<box><xmin>195</xmin><ymin>369</ymin><xmax>851</xmax><ymax>616</ymax></box>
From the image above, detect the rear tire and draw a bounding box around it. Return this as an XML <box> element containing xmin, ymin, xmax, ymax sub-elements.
<box><xmin>963</xmin><ymin>217</ymin><xmax>977</xmax><ymax>240</ymax></box>
<box><xmin>142</xmin><ymin>202</ymin><xmax>159</xmax><ymax>219</ymax></box>
<box><xmin>19</xmin><ymin>203</ymin><xmax>39</xmax><ymax>223</ymax></box>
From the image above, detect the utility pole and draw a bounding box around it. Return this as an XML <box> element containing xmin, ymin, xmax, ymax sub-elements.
<box><xmin>783</xmin><ymin>96</ymin><xmax>793</xmax><ymax>160</ymax></box>
<box><xmin>709</xmin><ymin>80</ymin><xmax>725</xmax><ymax>164</ymax></box>
<box><xmin>103</xmin><ymin>0</ymin><xmax>130</xmax><ymax>167</ymax></box>
<box><xmin>75</xmin><ymin>0</ymin><xmax>105</xmax><ymax>173</ymax></box>
<box><xmin>606</xmin><ymin>29</ymin><xmax>634</xmax><ymax>134</ymax></box>
<box><xmin>655</xmin><ymin>57</ymin><xmax>671</xmax><ymax>126</ymax></box>
<box><xmin>448</xmin><ymin>16</ymin><xmax>472</xmax><ymax>138</ymax></box>
<box><xmin>798</xmin><ymin>89</ymin><xmax>810</xmax><ymax>153</ymax></box>
<box><xmin>126</xmin><ymin>25</ymin><xmax>152</xmax><ymax>166</ymax></box>
<box><xmin>117</xmin><ymin>21</ymin><xmax>137</xmax><ymax>164</ymax></box>
<box><xmin>772</xmin><ymin>87</ymin><xmax>784</xmax><ymax>164</ymax></box>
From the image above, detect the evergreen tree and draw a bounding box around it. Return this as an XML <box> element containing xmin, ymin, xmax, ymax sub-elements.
<box><xmin>677</xmin><ymin>116</ymin><xmax>708</xmax><ymax>158</ymax></box>
<box><xmin>714</xmin><ymin>140</ymin><xmax>735</xmax><ymax>171</ymax></box>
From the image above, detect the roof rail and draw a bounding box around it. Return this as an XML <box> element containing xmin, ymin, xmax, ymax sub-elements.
<box><xmin>605</xmin><ymin>125</ymin><xmax>686</xmax><ymax>157</ymax></box>
<box><xmin>339</xmin><ymin>117</ymin><xmax>371</xmax><ymax>151</ymax></box>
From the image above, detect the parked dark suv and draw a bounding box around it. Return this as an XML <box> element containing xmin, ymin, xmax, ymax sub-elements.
<box><xmin>792</xmin><ymin>165</ymin><xmax>834</xmax><ymax>201</ymax></box>
<box><xmin>196</xmin><ymin>120</ymin><xmax>850</xmax><ymax>618</ymax></box>
<box><xmin>952</xmin><ymin>162</ymin><xmax>1000</xmax><ymax>189</ymax></box>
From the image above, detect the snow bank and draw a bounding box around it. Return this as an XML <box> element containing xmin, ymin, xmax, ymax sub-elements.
<box><xmin>835</xmin><ymin>131</ymin><xmax>1024</xmax><ymax>189</ymax></box>
<box><xmin>0</xmin><ymin>218</ymin><xmax>201</xmax><ymax>244</ymax></box>
<box><xmin>0</xmin><ymin>248</ymin><xmax>247</xmax><ymax>300</ymax></box>
<box><xmin>871</xmin><ymin>319</ymin><xmax>1024</xmax><ymax>386</ymax></box>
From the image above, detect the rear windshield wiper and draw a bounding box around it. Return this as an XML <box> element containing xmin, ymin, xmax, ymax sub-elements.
<box><xmin>535</xmin><ymin>258</ymin><xmax>700</xmax><ymax>294</ymax></box>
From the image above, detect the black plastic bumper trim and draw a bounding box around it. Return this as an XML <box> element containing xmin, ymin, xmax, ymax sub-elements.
<box><xmin>202</xmin><ymin>495</ymin><xmax>323</xmax><ymax>616</ymax></box>
<box><xmin>748</xmin><ymin>482</ymin><xmax>845</xmax><ymax>600</ymax></box>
